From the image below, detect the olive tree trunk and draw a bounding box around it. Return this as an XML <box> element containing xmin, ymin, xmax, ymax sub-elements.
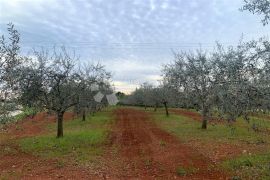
<box><xmin>82</xmin><ymin>109</ymin><xmax>86</xmax><ymax>121</ymax></box>
<box><xmin>201</xmin><ymin>106</ymin><xmax>208</xmax><ymax>129</ymax></box>
<box><xmin>57</xmin><ymin>111</ymin><xmax>64</xmax><ymax>138</ymax></box>
<box><xmin>164</xmin><ymin>102</ymin><xmax>169</xmax><ymax>117</ymax></box>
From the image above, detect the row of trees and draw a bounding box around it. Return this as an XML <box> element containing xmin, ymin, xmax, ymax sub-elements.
<box><xmin>123</xmin><ymin>0</ymin><xmax>270</xmax><ymax>129</ymax></box>
<box><xmin>0</xmin><ymin>24</ymin><xmax>113</xmax><ymax>137</ymax></box>
<box><xmin>121</xmin><ymin>83</ymin><xmax>176</xmax><ymax>116</ymax></box>
<box><xmin>122</xmin><ymin>40</ymin><xmax>270</xmax><ymax>129</ymax></box>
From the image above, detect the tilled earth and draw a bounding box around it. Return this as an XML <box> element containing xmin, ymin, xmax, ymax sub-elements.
<box><xmin>102</xmin><ymin>108</ymin><xmax>228</xmax><ymax>179</ymax></box>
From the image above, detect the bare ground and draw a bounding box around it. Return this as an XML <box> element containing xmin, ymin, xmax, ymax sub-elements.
<box><xmin>101</xmin><ymin>108</ymin><xmax>228</xmax><ymax>179</ymax></box>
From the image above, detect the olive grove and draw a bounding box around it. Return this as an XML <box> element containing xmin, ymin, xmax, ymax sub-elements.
<box><xmin>121</xmin><ymin>0</ymin><xmax>270</xmax><ymax>129</ymax></box>
<box><xmin>0</xmin><ymin>23</ymin><xmax>24</xmax><ymax>124</ymax></box>
<box><xmin>122</xmin><ymin>40</ymin><xmax>270</xmax><ymax>129</ymax></box>
<box><xmin>0</xmin><ymin>24</ymin><xmax>113</xmax><ymax>137</ymax></box>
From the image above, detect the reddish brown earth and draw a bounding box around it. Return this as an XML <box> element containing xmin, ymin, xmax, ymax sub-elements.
<box><xmin>102</xmin><ymin>108</ymin><xmax>228</xmax><ymax>179</ymax></box>
<box><xmin>170</xmin><ymin>109</ymin><xmax>202</xmax><ymax>122</ymax></box>
<box><xmin>6</xmin><ymin>112</ymin><xmax>75</xmax><ymax>137</ymax></box>
<box><xmin>170</xmin><ymin>109</ymin><xmax>225</xmax><ymax>125</ymax></box>
<box><xmin>0</xmin><ymin>112</ymin><xmax>99</xmax><ymax>180</ymax></box>
<box><xmin>0</xmin><ymin>148</ymin><xmax>95</xmax><ymax>179</ymax></box>
<box><xmin>1</xmin><ymin>109</ymin><xmax>229</xmax><ymax>179</ymax></box>
<box><xmin>169</xmin><ymin>109</ymin><xmax>269</xmax><ymax>163</ymax></box>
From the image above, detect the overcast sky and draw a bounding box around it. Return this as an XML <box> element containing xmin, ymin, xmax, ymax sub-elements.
<box><xmin>0</xmin><ymin>0</ymin><xmax>269</xmax><ymax>93</ymax></box>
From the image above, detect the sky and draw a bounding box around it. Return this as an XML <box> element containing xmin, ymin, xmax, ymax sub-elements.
<box><xmin>0</xmin><ymin>0</ymin><xmax>269</xmax><ymax>93</ymax></box>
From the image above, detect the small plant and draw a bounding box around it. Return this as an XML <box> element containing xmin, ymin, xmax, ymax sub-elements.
<box><xmin>144</xmin><ymin>159</ymin><xmax>152</xmax><ymax>168</ymax></box>
<box><xmin>176</xmin><ymin>166</ymin><xmax>197</xmax><ymax>176</ymax></box>
<box><xmin>231</xmin><ymin>176</ymin><xmax>241</xmax><ymax>180</ymax></box>
<box><xmin>159</xmin><ymin>140</ymin><xmax>166</xmax><ymax>146</ymax></box>
<box><xmin>176</xmin><ymin>167</ymin><xmax>187</xmax><ymax>176</ymax></box>
<box><xmin>231</xmin><ymin>159</ymin><xmax>253</xmax><ymax>169</ymax></box>
<box><xmin>242</xmin><ymin>160</ymin><xmax>253</xmax><ymax>167</ymax></box>
<box><xmin>56</xmin><ymin>161</ymin><xmax>65</xmax><ymax>168</ymax></box>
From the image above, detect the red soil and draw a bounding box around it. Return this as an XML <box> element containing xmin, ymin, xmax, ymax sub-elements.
<box><xmin>7</xmin><ymin>112</ymin><xmax>75</xmax><ymax>137</ymax></box>
<box><xmin>170</xmin><ymin>109</ymin><xmax>268</xmax><ymax>163</ymax></box>
<box><xmin>171</xmin><ymin>109</ymin><xmax>224</xmax><ymax>125</ymax></box>
<box><xmin>0</xmin><ymin>147</ymin><xmax>96</xmax><ymax>179</ymax></box>
<box><xmin>1</xmin><ymin>112</ymin><xmax>100</xmax><ymax>179</ymax></box>
<box><xmin>1</xmin><ymin>109</ymin><xmax>230</xmax><ymax>179</ymax></box>
<box><xmin>102</xmin><ymin>108</ymin><xmax>228</xmax><ymax>179</ymax></box>
<box><xmin>171</xmin><ymin>109</ymin><xmax>202</xmax><ymax>122</ymax></box>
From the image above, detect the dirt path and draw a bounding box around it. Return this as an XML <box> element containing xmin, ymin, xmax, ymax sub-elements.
<box><xmin>103</xmin><ymin>108</ymin><xmax>228</xmax><ymax>179</ymax></box>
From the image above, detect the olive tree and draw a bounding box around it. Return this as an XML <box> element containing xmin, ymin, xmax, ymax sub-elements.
<box><xmin>248</xmin><ymin>39</ymin><xmax>270</xmax><ymax>113</ymax></box>
<box><xmin>211</xmin><ymin>42</ymin><xmax>260</xmax><ymax>122</ymax></box>
<box><xmin>19</xmin><ymin>48</ymin><xmax>85</xmax><ymax>137</ymax></box>
<box><xmin>77</xmin><ymin>63</ymin><xmax>111</xmax><ymax>121</ymax></box>
<box><xmin>163</xmin><ymin>50</ymin><xmax>214</xmax><ymax>129</ymax></box>
<box><xmin>242</xmin><ymin>0</ymin><xmax>270</xmax><ymax>25</ymax></box>
<box><xmin>0</xmin><ymin>23</ymin><xmax>23</xmax><ymax>124</ymax></box>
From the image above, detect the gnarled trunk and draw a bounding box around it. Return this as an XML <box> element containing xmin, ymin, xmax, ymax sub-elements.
<box><xmin>163</xmin><ymin>101</ymin><xmax>169</xmax><ymax>117</ymax></box>
<box><xmin>201</xmin><ymin>106</ymin><xmax>208</xmax><ymax>129</ymax></box>
<box><xmin>82</xmin><ymin>109</ymin><xmax>86</xmax><ymax>121</ymax></box>
<box><xmin>57</xmin><ymin>111</ymin><xmax>64</xmax><ymax>138</ymax></box>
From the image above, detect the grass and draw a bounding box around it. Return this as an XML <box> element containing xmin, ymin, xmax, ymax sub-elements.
<box><xmin>222</xmin><ymin>153</ymin><xmax>270</xmax><ymax>179</ymax></box>
<box><xmin>152</xmin><ymin>109</ymin><xmax>270</xmax><ymax>145</ymax></box>
<box><xmin>3</xmin><ymin>105</ymin><xmax>270</xmax><ymax>178</ymax></box>
<box><xmin>0</xmin><ymin>171</ymin><xmax>22</xmax><ymax>180</ymax></box>
<box><xmin>145</xmin><ymin>107</ymin><xmax>270</xmax><ymax>179</ymax></box>
<box><xmin>176</xmin><ymin>166</ymin><xmax>197</xmax><ymax>176</ymax></box>
<box><xmin>14</xmin><ymin>107</ymin><xmax>37</xmax><ymax>121</ymax></box>
<box><xmin>19</xmin><ymin>108</ymin><xmax>113</xmax><ymax>164</ymax></box>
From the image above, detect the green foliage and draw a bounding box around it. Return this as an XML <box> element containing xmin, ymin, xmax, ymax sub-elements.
<box><xmin>14</xmin><ymin>107</ymin><xmax>37</xmax><ymax>121</ymax></box>
<box><xmin>242</xmin><ymin>0</ymin><xmax>270</xmax><ymax>25</ymax></box>
<box><xmin>0</xmin><ymin>106</ymin><xmax>38</xmax><ymax>126</ymax></box>
<box><xmin>1</xmin><ymin>107</ymin><xmax>34</xmax><ymax>128</ymax></box>
<box><xmin>0</xmin><ymin>103</ymin><xmax>13</xmax><ymax>124</ymax></box>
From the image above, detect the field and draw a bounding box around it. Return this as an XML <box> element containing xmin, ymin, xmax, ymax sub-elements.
<box><xmin>1</xmin><ymin>106</ymin><xmax>270</xmax><ymax>179</ymax></box>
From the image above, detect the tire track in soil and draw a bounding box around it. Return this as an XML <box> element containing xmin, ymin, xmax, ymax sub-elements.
<box><xmin>103</xmin><ymin>108</ymin><xmax>228</xmax><ymax>179</ymax></box>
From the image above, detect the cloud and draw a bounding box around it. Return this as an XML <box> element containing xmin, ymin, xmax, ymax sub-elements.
<box><xmin>0</xmin><ymin>0</ymin><xmax>270</xmax><ymax>93</ymax></box>
<box><xmin>101</xmin><ymin>58</ymin><xmax>161</xmax><ymax>82</ymax></box>
<box><xmin>112</xmin><ymin>81</ymin><xmax>139</xmax><ymax>94</ymax></box>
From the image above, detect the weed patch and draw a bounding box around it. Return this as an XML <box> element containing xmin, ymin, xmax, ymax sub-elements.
<box><xmin>19</xmin><ymin>110</ymin><xmax>112</xmax><ymax>164</ymax></box>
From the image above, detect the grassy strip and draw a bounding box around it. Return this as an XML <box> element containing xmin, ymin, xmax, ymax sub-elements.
<box><xmin>152</xmin><ymin>110</ymin><xmax>269</xmax><ymax>144</ymax></box>
<box><xmin>222</xmin><ymin>153</ymin><xmax>270</xmax><ymax>179</ymax></box>
<box><xmin>148</xmin><ymin>108</ymin><xmax>270</xmax><ymax>179</ymax></box>
<box><xmin>19</xmin><ymin>108</ymin><xmax>113</xmax><ymax>164</ymax></box>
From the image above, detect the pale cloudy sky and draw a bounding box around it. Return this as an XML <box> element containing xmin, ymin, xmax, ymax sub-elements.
<box><xmin>0</xmin><ymin>0</ymin><xmax>269</xmax><ymax>93</ymax></box>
